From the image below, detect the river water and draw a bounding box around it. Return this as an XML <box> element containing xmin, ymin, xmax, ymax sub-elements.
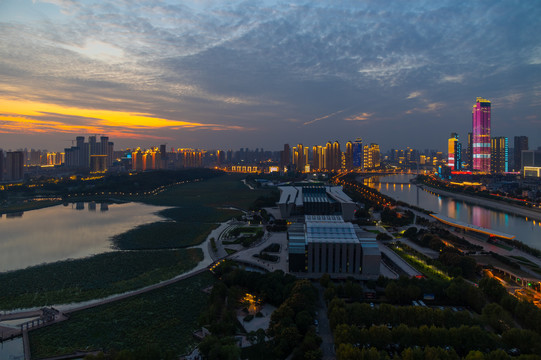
<box><xmin>0</xmin><ymin>202</ymin><xmax>169</xmax><ymax>273</ymax></box>
<box><xmin>365</xmin><ymin>174</ymin><xmax>541</xmax><ymax>250</ymax></box>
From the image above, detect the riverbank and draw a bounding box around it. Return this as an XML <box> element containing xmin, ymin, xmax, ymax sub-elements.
<box><xmin>418</xmin><ymin>184</ymin><xmax>541</xmax><ymax>222</ymax></box>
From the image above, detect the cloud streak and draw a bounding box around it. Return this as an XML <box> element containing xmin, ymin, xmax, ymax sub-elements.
<box><xmin>0</xmin><ymin>0</ymin><xmax>540</xmax><ymax>150</ymax></box>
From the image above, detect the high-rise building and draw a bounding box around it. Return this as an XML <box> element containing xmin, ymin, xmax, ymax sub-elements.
<box><xmin>352</xmin><ymin>138</ymin><xmax>363</xmax><ymax>169</ymax></box>
<box><xmin>363</xmin><ymin>144</ymin><xmax>380</xmax><ymax>169</ymax></box>
<box><xmin>280</xmin><ymin>144</ymin><xmax>290</xmax><ymax>170</ymax></box>
<box><xmin>448</xmin><ymin>133</ymin><xmax>462</xmax><ymax>170</ymax></box>
<box><xmin>324</xmin><ymin>142</ymin><xmax>333</xmax><ymax>171</ymax></box>
<box><xmin>513</xmin><ymin>136</ymin><xmax>528</xmax><ymax>172</ymax></box>
<box><xmin>345</xmin><ymin>141</ymin><xmax>353</xmax><ymax>170</ymax></box>
<box><xmin>292</xmin><ymin>144</ymin><xmax>305</xmax><ymax>171</ymax></box>
<box><xmin>332</xmin><ymin>141</ymin><xmax>341</xmax><ymax>171</ymax></box>
<box><xmin>472</xmin><ymin>97</ymin><xmax>491</xmax><ymax>172</ymax></box>
<box><xmin>5</xmin><ymin>151</ymin><xmax>24</xmax><ymax>181</ymax></box>
<box><xmin>466</xmin><ymin>132</ymin><xmax>473</xmax><ymax>170</ymax></box>
<box><xmin>491</xmin><ymin>137</ymin><xmax>508</xmax><ymax>174</ymax></box>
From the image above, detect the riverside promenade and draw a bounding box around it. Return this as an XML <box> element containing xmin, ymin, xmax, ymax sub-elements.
<box><xmin>420</xmin><ymin>184</ymin><xmax>541</xmax><ymax>221</ymax></box>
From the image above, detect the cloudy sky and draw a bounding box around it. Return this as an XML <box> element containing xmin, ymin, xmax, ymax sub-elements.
<box><xmin>0</xmin><ymin>0</ymin><xmax>540</xmax><ymax>152</ymax></box>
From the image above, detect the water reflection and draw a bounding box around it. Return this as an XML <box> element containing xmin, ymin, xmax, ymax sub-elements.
<box><xmin>365</xmin><ymin>174</ymin><xmax>541</xmax><ymax>251</ymax></box>
<box><xmin>0</xmin><ymin>202</ymin><xmax>169</xmax><ymax>272</ymax></box>
<box><xmin>0</xmin><ymin>337</ymin><xmax>24</xmax><ymax>359</ymax></box>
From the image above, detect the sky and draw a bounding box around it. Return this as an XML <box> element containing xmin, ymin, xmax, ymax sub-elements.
<box><xmin>0</xmin><ymin>0</ymin><xmax>540</xmax><ymax>152</ymax></box>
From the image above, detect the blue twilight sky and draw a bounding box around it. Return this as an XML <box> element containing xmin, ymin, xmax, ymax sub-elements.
<box><xmin>0</xmin><ymin>0</ymin><xmax>540</xmax><ymax>152</ymax></box>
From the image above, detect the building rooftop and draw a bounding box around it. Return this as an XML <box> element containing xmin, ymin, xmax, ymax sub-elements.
<box><xmin>305</xmin><ymin>215</ymin><xmax>359</xmax><ymax>244</ymax></box>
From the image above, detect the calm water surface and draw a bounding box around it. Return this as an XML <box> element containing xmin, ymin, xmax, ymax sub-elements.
<box><xmin>0</xmin><ymin>202</ymin><xmax>169</xmax><ymax>272</ymax></box>
<box><xmin>365</xmin><ymin>174</ymin><xmax>541</xmax><ymax>250</ymax></box>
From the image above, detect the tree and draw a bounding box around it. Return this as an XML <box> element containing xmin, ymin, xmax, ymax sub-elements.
<box><xmin>482</xmin><ymin>303</ymin><xmax>513</xmax><ymax>333</ymax></box>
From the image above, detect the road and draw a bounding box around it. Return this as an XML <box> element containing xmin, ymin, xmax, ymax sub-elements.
<box><xmin>314</xmin><ymin>283</ymin><xmax>335</xmax><ymax>360</ymax></box>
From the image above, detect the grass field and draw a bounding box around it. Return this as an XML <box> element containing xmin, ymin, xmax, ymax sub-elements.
<box><xmin>29</xmin><ymin>271</ymin><xmax>215</xmax><ymax>359</ymax></box>
<box><xmin>0</xmin><ymin>249</ymin><xmax>203</xmax><ymax>310</ymax></box>
<box><xmin>112</xmin><ymin>174</ymin><xmax>271</xmax><ymax>250</ymax></box>
<box><xmin>139</xmin><ymin>173</ymin><xmax>271</xmax><ymax>209</ymax></box>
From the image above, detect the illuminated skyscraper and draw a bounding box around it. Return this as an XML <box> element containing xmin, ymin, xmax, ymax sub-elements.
<box><xmin>352</xmin><ymin>138</ymin><xmax>363</xmax><ymax>169</ymax></box>
<box><xmin>363</xmin><ymin>144</ymin><xmax>380</xmax><ymax>169</ymax></box>
<box><xmin>491</xmin><ymin>137</ymin><xmax>508</xmax><ymax>174</ymax></box>
<box><xmin>448</xmin><ymin>133</ymin><xmax>461</xmax><ymax>170</ymax></box>
<box><xmin>345</xmin><ymin>141</ymin><xmax>353</xmax><ymax>170</ymax></box>
<box><xmin>332</xmin><ymin>141</ymin><xmax>341</xmax><ymax>171</ymax></box>
<box><xmin>472</xmin><ymin>97</ymin><xmax>491</xmax><ymax>172</ymax></box>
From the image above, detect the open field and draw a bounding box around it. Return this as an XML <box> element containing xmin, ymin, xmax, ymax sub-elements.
<box><xmin>112</xmin><ymin>174</ymin><xmax>271</xmax><ymax>250</ymax></box>
<box><xmin>139</xmin><ymin>173</ymin><xmax>271</xmax><ymax>209</ymax></box>
<box><xmin>112</xmin><ymin>221</ymin><xmax>223</xmax><ymax>250</ymax></box>
<box><xmin>0</xmin><ymin>249</ymin><xmax>202</xmax><ymax>310</ymax></box>
<box><xmin>29</xmin><ymin>271</ymin><xmax>215</xmax><ymax>359</ymax></box>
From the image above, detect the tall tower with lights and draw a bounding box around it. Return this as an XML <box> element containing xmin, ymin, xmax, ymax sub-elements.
<box><xmin>472</xmin><ymin>97</ymin><xmax>491</xmax><ymax>172</ymax></box>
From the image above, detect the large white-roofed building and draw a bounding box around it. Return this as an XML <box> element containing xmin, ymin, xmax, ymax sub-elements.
<box><xmin>277</xmin><ymin>185</ymin><xmax>356</xmax><ymax>221</ymax></box>
<box><xmin>288</xmin><ymin>215</ymin><xmax>381</xmax><ymax>279</ymax></box>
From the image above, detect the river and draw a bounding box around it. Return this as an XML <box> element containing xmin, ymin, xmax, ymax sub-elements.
<box><xmin>365</xmin><ymin>174</ymin><xmax>541</xmax><ymax>250</ymax></box>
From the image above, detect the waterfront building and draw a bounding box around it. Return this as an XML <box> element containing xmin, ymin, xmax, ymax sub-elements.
<box><xmin>64</xmin><ymin>136</ymin><xmax>114</xmax><ymax>169</ymax></box>
<box><xmin>472</xmin><ymin>97</ymin><xmax>491</xmax><ymax>172</ymax></box>
<box><xmin>491</xmin><ymin>137</ymin><xmax>508</xmax><ymax>174</ymax></box>
<box><xmin>363</xmin><ymin>143</ymin><xmax>380</xmax><ymax>169</ymax></box>
<box><xmin>514</xmin><ymin>136</ymin><xmax>529</xmax><ymax>172</ymax></box>
<box><xmin>288</xmin><ymin>215</ymin><xmax>381</xmax><ymax>279</ymax></box>
<box><xmin>447</xmin><ymin>133</ymin><xmax>462</xmax><ymax>170</ymax></box>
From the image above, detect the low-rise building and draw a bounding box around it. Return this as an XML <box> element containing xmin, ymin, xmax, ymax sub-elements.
<box><xmin>288</xmin><ymin>215</ymin><xmax>381</xmax><ymax>279</ymax></box>
<box><xmin>277</xmin><ymin>185</ymin><xmax>356</xmax><ymax>220</ymax></box>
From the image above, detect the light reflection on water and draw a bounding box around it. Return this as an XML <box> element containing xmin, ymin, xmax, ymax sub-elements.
<box><xmin>0</xmin><ymin>202</ymin><xmax>169</xmax><ymax>272</ymax></box>
<box><xmin>366</xmin><ymin>174</ymin><xmax>541</xmax><ymax>251</ymax></box>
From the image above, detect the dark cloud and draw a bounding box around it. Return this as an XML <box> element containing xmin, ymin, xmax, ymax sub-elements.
<box><xmin>0</xmin><ymin>0</ymin><xmax>540</xmax><ymax>151</ymax></box>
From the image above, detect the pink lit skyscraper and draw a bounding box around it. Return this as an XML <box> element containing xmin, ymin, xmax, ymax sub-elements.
<box><xmin>472</xmin><ymin>97</ymin><xmax>491</xmax><ymax>172</ymax></box>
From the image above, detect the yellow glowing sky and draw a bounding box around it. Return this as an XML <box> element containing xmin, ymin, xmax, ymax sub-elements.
<box><xmin>0</xmin><ymin>98</ymin><xmax>243</xmax><ymax>139</ymax></box>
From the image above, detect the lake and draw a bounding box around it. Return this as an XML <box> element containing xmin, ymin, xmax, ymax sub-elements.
<box><xmin>0</xmin><ymin>202</ymin><xmax>169</xmax><ymax>272</ymax></box>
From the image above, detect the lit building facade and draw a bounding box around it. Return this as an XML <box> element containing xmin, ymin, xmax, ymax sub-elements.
<box><xmin>472</xmin><ymin>97</ymin><xmax>491</xmax><ymax>172</ymax></box>
<box><xmin>491</xmin><ymin>137</ymin><xmax>508</xmax><ymax>174</ymax></box>
<box><xmin>363</xmin><ymin>143</ymin><xmax>380</xmax><ymax>169</ymax></box>
<box><xmin>447</xmin><ymin>133</ymin><xmax>461</xmax><ymax>170</ymax></box>
<box><xmin>352</xmin><ymin>138</ymin><xmax>363</xmax><ymax>169</ymax></box>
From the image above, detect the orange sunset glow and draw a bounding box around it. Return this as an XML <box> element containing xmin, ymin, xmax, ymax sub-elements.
<box><xmin>0</xmin><ymin>98</ymin><xmax>244</xmax><ymax>138</ymax></box>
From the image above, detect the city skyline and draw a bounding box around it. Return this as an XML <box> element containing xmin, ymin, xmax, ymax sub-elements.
<box><xmin>1</xmin><ymin>1</ymin><xmax>540</xmax><ymax>151</ymax></box>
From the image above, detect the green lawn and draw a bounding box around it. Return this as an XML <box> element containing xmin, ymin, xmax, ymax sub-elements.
<box><xmin>0</xmin><ymin>249</ymin><xmax>202</xmax><ymax>310</ymax></box>
<box><xmin>29</xmin><ymin>271</ymin><xmax>215</xmax><ymax>359</ymax></box>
